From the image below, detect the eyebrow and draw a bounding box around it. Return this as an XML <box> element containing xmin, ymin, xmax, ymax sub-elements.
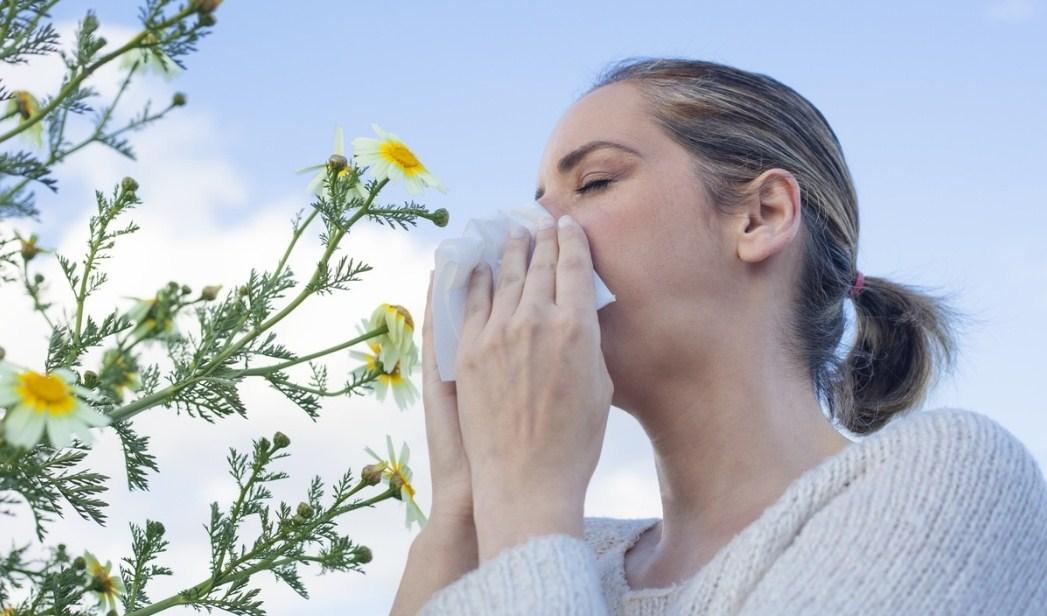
<box><xmin>534</xmin><ymin>140</ymin><xmax>643</xmax><ymax>200</ymax></box>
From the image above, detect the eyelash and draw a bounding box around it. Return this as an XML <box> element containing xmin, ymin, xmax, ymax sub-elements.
<box><xmin>576</xmin><ymin>178</ymin><xmax>613</xmax><ymax>194</ymax></box>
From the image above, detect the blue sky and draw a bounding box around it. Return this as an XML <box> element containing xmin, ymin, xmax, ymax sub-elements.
<box><xmin>4</xmin><ymin>0</ymin><xmax>1045</xmax><ymax>613</ymax></box>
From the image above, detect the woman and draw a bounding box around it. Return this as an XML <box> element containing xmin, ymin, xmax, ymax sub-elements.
<box><xmin>391</xmin><ymin>57</ymin><xmax>1047</xmax><ymax>615</ymax></box>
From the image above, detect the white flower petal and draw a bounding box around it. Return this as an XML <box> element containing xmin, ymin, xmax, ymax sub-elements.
<box><xmin>53</xmin><ymin>367</ymin><xmax>77</xmax><ymax>383</ymax></box>
<box><xmin>6</xmin><ymin>408</ymin><xmax>46</xmax><ymax>448</ymax></box>
<box><xmin>0</xmin><ymin>385</ymin><xmax>21</xmax><ymax>408</ymax></box>
<box><xmin>333</xmin><ymin>126</ymin><xmax>345</xmax><ymax>155</ymax></box>
<box><xmin>46</xmin><ymin>416</ymin><xmax>76</xmax><ymax>449</ymax></box>
<box><xmin>76</xmin><ymin>404</ymin><xmax>111</xmax><ymax>427</ymax></box>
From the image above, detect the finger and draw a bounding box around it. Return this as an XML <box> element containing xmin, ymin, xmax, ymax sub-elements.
<box><xmin>555</xmin><ymin>215</ymin><xmax>596</xmax><ymax>310</ymax></box>
<box><xmin>519</xmin><ymin>214</ymin><xmax>559</xmax><ymax>310</ymax></box>
<box><xmin>458</xmin><ymin>261</ymin><xmax>492</xmax><ymax>350</ymax></box>
<box><xmin>423</xmin><ymin>269</ymin><xmax>456</xmax><ymax>394</ymax></box>
<box><xmin>487</xmin><ymin>224</ymin><xmax>531</xmax><ymax>326</ymax></box>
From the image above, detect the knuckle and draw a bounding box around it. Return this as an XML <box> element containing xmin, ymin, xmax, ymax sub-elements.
<box><xmin>554</xmin><ymin>310</ymin><xmax>590</xmax><ymax>339</ymax></box>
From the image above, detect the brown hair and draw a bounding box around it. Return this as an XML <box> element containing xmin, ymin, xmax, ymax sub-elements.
<box><xmin>587</xmin><ymin>57</ymin><xmax>971</xmax><ymax>435</ymax></box>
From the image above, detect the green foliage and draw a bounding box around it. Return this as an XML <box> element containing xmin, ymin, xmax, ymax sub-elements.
<box><xmin>0</xmin><ymin>1</ymin><xmax>448</xmax><ymax>613</ymax></box>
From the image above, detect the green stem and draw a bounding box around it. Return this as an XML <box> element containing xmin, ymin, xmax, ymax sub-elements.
<box><xmin>234</xmin><ymin>325</ymin><xmax>386</xmax><ymax>377</ymax></box>
<box><xmin>125</xmin><ymin>487</ymin><xmax>397</xmax><ymax>616</ymax></box>
<box><xmin>21</xmin><ymin>260</ymin><xmax>56</xmax><ymax>331</ymax></box>
<box><xmin>0</xmin><ymin>4</ymin><xmax>196</xmax><ymax>146</ymax></box>
<box><xmin>107</xmin><ymin>179</ymin><xmax>388</xmax><ymax>425</ymax></box>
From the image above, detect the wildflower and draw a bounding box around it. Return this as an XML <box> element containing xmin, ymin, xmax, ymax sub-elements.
<box><xmin>14</xmin><ymin>231</ymin><xmax>46</xmax><ymax>262</ymax></box>
<box><xmin>364</xmin><ymin>435</ymin><xmax>427</xmax><ymax>530</ymax></box>
<box><xmin>352</xmin><ymin>123</ymin><xmax>447</xmax><ymax>195</ymax></box>
<box><xmin>4</xmin><ymin>90</ymin><xmax>44</xmax><ymax>149</ymax></box>
<box><xmin>350</xmin><ymin>313</ymin><xmax>419</xmax><ymax>411</ymax></box>
<box><xmin>123</xmin><ymin>294</ymin><xmax>180</xmax><ymax>345</ymax></box>
<box><xmin>120</xmin><ymin>32</ymin><xmax>180</xmax><ymax>79</ymax></box>
<box><xmin>0</xmin><ymin>361</ymin><xmax>110</xmax><ymax>450</ymax></box>
<box><xmin>369</xmin><ymin>303</ymin><xmax>418</xmax><ymax>376</ymax></box>
<box><xmin>298</xmin><ymin>126</ymin><xmax>370</xmax><ymax>203</ymax></box>
<box><xmin>82</xmin><ymin>550</ymin><xmax>126</xmax><ymax>614</ymax></box>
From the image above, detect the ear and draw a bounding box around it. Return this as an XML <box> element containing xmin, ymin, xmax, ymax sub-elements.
<box><xmin>733</xmin><ymin>168</ymin><xmax>802</xmax><ymax>265</ymax></box>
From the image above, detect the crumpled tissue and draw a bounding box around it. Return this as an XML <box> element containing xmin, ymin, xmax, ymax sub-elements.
<box><xmin>431</xmin><ymin>199</ymin><xmax>616</xmax><ymax>382</ymax></box>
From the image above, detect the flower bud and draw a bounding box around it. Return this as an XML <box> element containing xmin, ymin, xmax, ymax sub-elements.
<box><xmin>296</xmin><ymin>502</ymin><xmax>313</xmax><ymax>519</ymax></box>
<box><xmin>195</xmin><ymin>0</ymin><xmax>223</xmax><ymax>13</ymax></box>
<box><xmin>258</xmin><ymin>437</ymin><xmax>271</xmax><ymax>452</ymax></box>
<box><xmin>273</xmin><ymin>431</ymin><xmax>291</xmax><ymax>449</ymax></box>
<box><xmin>201</xmin><ymin>284</ymin><xmax>222</xmax><ymax>301</ymax></box>
<box><xmin>361</xmin><ymin>463</ymin><xmax>385</xmax><ymax>486</ymax></box>
<box><xmin>121</xmin><ymin>176</ymin><xmax>139</xmax><ymax>193</ymax></box>
<box><xmin>147</xmin><ymin>520</ymin><xmax>165</xmax><ymax>535</ymax></box>
<box><xmin>0</xmin><ymin>346</ymin><xmax>5</xmax><ymax>360</ymax></box>
<box><xmin>238</xmin><ymin>285</ymin><xmax>250</xmax><ymax>296</ymax></box>
<box><xmin>33</xmin><ymin>272</ymin><xmax>44</xmax><ymax>284</ymax></box>
<box><xmin>432</xmin><ymin>208</ymin><xmax>449</xmax><ymax>227</ymax></box>
<box><xmin>108</xmin><ymin>610</ymin><xmax>118</xmax><ymax>616</ymax></box>
<box><xmin>327</xmin><ymin>154</ymin><xmax>348</xmax><ymax>173</ymax></box>
<box><xmin>73</xmin><ymin>556</ymin><xmax>86</xmax><ymax>570</ymax></box>
<box><xmin>172</xmin><ymin>92</ymin><xmax>187</xmax><ymax>107</ymax></box>
<box><xmin>83</xmin><ymin>370</ymin><xmax>99</xmax><ymax>388</ymax></box>
<box><xmin>198</xmin><ymin>12</ymin><xmax>217</xmax><ymax>27</ymax></box>
<box><xmin>180</xmin><ymin>284</ymin><xmax>192</xmax><ymax>296</ymax></box>
<box><xmin>354</xmin><ymin>545</ymin><xmax>372</xmax><ymax>564</ymax></box>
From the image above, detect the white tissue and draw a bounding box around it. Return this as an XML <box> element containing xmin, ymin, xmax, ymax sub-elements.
<box><xmin>431</xmin><ymin>199</ymin><xmax>616</xmax><ymax>382</ymax></box>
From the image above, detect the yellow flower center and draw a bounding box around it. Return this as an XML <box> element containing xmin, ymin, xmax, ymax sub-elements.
<box><xmin>379</xmin><ymin>141</ymin><xmax>424</xmax><ymax>176</ymax></box>
<box><xmin>16</xmin><ymin>371</ymin><xmax>76</xmax><ymax>416</ymax></box>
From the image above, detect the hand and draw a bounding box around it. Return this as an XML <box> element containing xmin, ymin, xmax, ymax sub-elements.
<box><xmin>421</xmin><ymin>269</ymin><xmax>474</xmax><ymax>528</ymax></box>
<box><xmin>454</xmin><ymin>215</ymin><xmax>613</xmax><ymax>560</ymax></box>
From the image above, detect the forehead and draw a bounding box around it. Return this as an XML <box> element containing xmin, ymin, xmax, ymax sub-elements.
<box><xmin>539</xmin><ymin>81</ymin><xmax>656</xmax><ymax>171</ymax></box>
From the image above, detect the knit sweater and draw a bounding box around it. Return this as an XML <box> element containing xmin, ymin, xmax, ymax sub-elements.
<box><xmin>417</xmin><ymin>407</ymin><xmax>1047</xmax><ymax>615</ymax></box>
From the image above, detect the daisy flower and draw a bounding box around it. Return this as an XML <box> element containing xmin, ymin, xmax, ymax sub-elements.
<box><xmin>364</xmin><ymin>434</ymin><xmax>427</xmax><ymax>530</ymax></box>
<box><xmin>82</xmin><ymin>550</ymin><xmax>127</xmax><ymax>614</ymax></box>
<box><xmin>120</xmin><ymin>32</ymin><xmax>181</xmax><ymax>80</ymax></box>
<box><xmin>351</xmin><ymin>123</ymin><xmax>447</xmax><ymax>195</ymax></box>
<box><xmin>298</xmin><ymin>126</ymin><xmax>371</xmax><ymax>203</ymax></box>
<box><xmin>4</xmin><ymin>90</ymin><xmax>44</xmax><ymax>149</ymax></box>
<box><xmin>368</xmin><ymin>303</ymin><xmax>419</xmax><ymax>376</ymax></box>
<box><xmin>0</xmin><ymin>361</ymin><xmax>110</xmax><ymax>450</ymax></box>
<box><xmin>350</xmin><ymin>317</ymin><xmax>420</xmax><ymax>412</ymax></box>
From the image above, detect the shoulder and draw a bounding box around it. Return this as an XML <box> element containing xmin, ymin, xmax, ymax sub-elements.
<box><xmin>865</xmin><ymin>406</ymin><xmax>1045</xmax><ymax>495</ymax></box>
<box><xmin>737</xmin><ymin>408</ymin><xmax>1047</xmax><ymax>612</ymax></box>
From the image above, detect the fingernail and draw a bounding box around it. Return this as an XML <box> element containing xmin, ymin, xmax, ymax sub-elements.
<box><xmin>538</xmin><ymin>214</ymin><xmax>555</xmax><ymax>230</ymax></box>
<box><xmin>558</xmin><ymin>214</ymin><xmax>576</xmax><ymax>229</ymax></box>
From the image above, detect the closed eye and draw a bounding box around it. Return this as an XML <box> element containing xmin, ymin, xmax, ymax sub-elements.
<box><xmin>576</xmin><ymin>178</ymin><xmax>613</xmax><ymax>195</ymax></box>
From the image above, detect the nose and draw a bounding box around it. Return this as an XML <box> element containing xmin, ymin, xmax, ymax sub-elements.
<box><xmin>535</xmin><ymin>197</ymin><xmax>563</xmax><ymax>220</ymax></box>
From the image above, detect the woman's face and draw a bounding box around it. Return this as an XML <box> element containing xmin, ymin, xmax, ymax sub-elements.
<box><xmin>534</xmin><ymin>81</ymin><xmax>743</xmax><ymax>413</ymax></box>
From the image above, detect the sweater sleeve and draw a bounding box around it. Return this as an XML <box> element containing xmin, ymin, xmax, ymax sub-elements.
<box><xmin>416</xmin><ymin>533</ymin><xmax>609</xmax><ymax>615</ymax></box>
<box><xmin>737</xmin><ymin>408</ymin><xmax>1047</xmax><ymax>616</ymax></box>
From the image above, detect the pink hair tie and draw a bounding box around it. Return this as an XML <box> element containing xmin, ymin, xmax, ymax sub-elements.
<box><xmin>849</xmin><ymin>270</ymin><xmax>865</xmax><ymax>299</ymax></box>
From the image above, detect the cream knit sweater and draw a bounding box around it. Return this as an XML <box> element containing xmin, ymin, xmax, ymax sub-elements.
<box><xmin>417</xmin><ymin>407</ymin><xmax>1047</xmax><ymax>615</ymax></box>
